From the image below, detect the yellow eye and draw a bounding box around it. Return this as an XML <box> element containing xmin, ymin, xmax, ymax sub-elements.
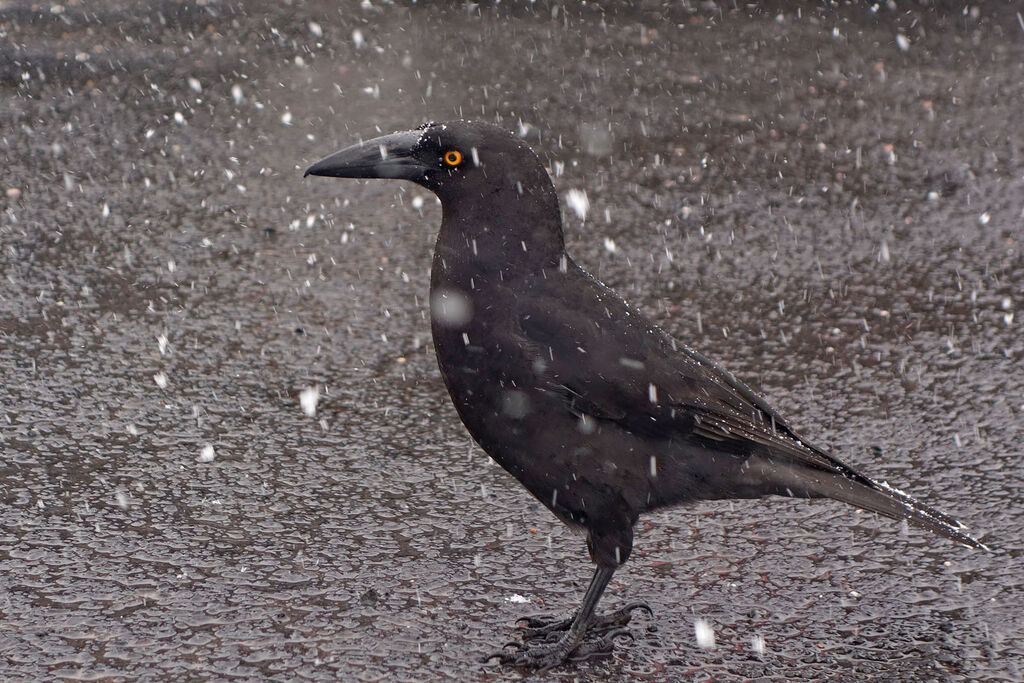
<box><xmin>443</xmin><ymin>150</ymin><xmax>463</xmax><ymax>166</ymax></box>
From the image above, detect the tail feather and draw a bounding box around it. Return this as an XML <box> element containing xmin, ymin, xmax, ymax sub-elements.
<box><xmin>817</xmin><ymin>473</ymin><xmax>988</xmax><ymax>550</ymax></box>
<box><xmin>749</xmin><ymin>456</ymin><xmax>989</xmax><ymax>550</ymax></box>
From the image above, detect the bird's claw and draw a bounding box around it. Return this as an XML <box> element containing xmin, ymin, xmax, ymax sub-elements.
<box><xmin>568</xmin><ymin>626</ymin><xmax>635</xmax><ymax>661</ymax></box>
<box><xmin>487</xmin><ymin>639</ymin><xmax>577</xmax><ymax>670</ymax></box>
<box><xmin>486</xmin><ymin>623</ymin><xmax>637</xmax><ymax>669</ymax></box>
<box><xmin>606</xmin><ymin>601</ymin><xmax>655</xmax><ymax>623</ymax></box>
<box><xmin>516</xmin><ymin>613</ymin><xmax>572</xmax><ymax>637</ymax></box>
<box><xmin>480</xmin><ymin>640</ymin><xmax>526</xmax><ymax>663</ymax></box>
<box><xmin>488</xmin><ymin>603</ymin><xmax>652</xmax><ymax>668</ymax></box>
<box><xmin>517</xmin><ymin>601</ymin><xmax>653</xmax><ymax>638</ymax></box>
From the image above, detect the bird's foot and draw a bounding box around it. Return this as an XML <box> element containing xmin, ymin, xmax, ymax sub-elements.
<box><xmin>482</xmin><ymin>603</ymin><xmax>651</xmax><ymax>669</ymax></box>
<box><xmin>484</xmin><ymin>626</ymin><xmax>635</xmax><ymax>670</ymax></box>
<box><xmin>517</xmin><ymin>601</ymin><xmax>652</xmax><ymax>639</ymax></box>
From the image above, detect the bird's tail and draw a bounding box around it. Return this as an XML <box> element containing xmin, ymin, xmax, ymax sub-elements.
<box><xmin>748</xmin><ymin>455</ymin><xmax>989</xmax><ymax>550</ymax></box>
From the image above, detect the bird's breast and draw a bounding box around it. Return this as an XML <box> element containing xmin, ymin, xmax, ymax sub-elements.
<box><xmin>428</xmin><ymin>272</ymin><xmax>539</xmax><ymax>417</ymax></box>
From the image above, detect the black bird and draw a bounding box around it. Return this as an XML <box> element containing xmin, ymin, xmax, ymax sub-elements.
<box><xmin>305</xmin><ymin>121</ymin><xmax>986</xmax><ymax>668</ymax></box>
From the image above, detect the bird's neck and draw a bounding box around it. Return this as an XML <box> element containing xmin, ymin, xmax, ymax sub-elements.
<box><xmin>433</xmin><ymin>181</ymin><xmax>565</xmax><ymax>286</ymax></box>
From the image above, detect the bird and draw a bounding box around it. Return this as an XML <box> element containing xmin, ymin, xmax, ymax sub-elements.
<box><xmin>304</xmin><ymin>120</ymin><xmax>987</xmax><ymax>669</ymax></box>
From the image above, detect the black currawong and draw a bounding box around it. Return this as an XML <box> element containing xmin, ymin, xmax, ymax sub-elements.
<box><xmin>305</xmin><ymin>120</ymin><xmax>987</xmax><ymax>670</ymax></box>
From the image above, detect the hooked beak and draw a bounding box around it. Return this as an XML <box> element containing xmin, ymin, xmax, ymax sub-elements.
<box><xmin>303</xmin><ymin>130</ymin><xmax>428</xmax><ymax>181</ymax></box>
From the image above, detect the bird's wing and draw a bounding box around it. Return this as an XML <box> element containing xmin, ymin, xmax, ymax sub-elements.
<box><xmin>513</xmin><ymin>269</ymin><xmax>857</xmax><ymax>475</ymax></box>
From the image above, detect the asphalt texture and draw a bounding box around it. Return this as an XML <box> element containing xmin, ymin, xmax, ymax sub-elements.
<box><xmin>2</xmin><ymin>1</ymin><xmax>1023</xmax><ymax>680</ymax></box>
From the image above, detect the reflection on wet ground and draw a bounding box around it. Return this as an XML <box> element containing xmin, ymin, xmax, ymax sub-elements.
<box><xmin>2</xmin><ymin>1</ymin><xmax>1022</xmax><ymax>679</ymax></box>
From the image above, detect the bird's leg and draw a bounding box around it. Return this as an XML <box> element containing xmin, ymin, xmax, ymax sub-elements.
<box><xmin>486</xmin><ymin>566</ymin><xmax>633</xmax><ymax>669</ymax></box>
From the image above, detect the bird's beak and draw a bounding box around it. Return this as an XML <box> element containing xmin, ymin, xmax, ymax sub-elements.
<box><xmin>303</xmin><ymin>130</ymin><xmax>428</xmax><ymax>181</ymax></box>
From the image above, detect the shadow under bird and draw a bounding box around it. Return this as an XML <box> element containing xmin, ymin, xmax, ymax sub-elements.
<box><xmin>304</xmin><ymin>120</ymin><xmax>987</xmax><ymax>669</ymax></box>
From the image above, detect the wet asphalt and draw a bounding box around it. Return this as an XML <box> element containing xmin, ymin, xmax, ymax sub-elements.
<box><xmin>2</xmin><ymin>1</ymin><xmax>1023</xmax><ymax>680</ymax></box>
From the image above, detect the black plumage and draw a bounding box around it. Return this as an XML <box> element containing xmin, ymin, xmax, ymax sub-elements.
<box><xmin>305</xmin><ymin>120</ymin><xmax>986</xmax><ymax>668</ymax></box>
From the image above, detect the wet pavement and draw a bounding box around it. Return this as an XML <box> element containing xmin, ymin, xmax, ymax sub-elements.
<box><xmin>2</xmin><ymin>0</ymin><xmax>1023</xmax><ymax>680</ymax></box>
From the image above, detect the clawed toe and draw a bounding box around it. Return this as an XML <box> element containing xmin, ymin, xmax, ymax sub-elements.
<box><xmin>518</xmin><ymin>616</ymin><xmax>573</xmax><ymax>638</ymax></box>
<box><xmin>569</xmin><ymin>626</ymin><xmax>634</xmax><ymax>661</ymax></box>
<box><xmin>487</xmin><ymin>640</ymin><xmax>575</xmax><ymax>670</ymax></box>
<box><xmin>577</xmin><ymin>601</ymin><xmax>652</xmax><ymax>637</ymax></box>
<box><xmin>620</xmin><ymin>601</ymin><xmax>653</xmax><ymax>618</ymax></box>
<box><xmin>516</xmin><ymin>614</ymin><xmax>561</xmax><ymax>628</ymax></box>
<box><xmin>480</xmin><ymin>640</ymin><xmax>525</xmax><ymax>664</ymax></box>
<box><xmin>516</xmin><ymin>613</ymin><xmax>573</xmax><ymax>635</ymax></box>
<box><xmin>591</xmin><ymin>601</ymin><xmax>652</xmax><ymax>631</ymax></box>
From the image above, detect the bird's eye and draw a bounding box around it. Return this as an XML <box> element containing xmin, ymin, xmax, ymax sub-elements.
<box><xmin>443</xmin><ymin>150</ymin><xmax>463</xmax><ymax>166</ymax></box>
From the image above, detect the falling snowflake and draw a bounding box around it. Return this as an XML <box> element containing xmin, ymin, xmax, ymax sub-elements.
<box><xmin>695</xmin><ymin>619</ymin><xmax>716</xmax><ymax>649</ymax></box>
<box><xmin>565</xmin><ymin>189</ymin><xmax>589</xmax><ymax>221</ymax></box>
<box><xmin>300</xmin><ymin>386</ymin><xmax>320</xmax><ymax>417</ymax></box>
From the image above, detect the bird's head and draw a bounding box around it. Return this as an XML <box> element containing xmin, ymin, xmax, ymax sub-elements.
<box><xmin>306</xmin><ymin>120</ymin><xmax>565</xmax><ymax>264</ymax></box>
<box><xmin>305</xmin><ymin>120</ymin><xmax>553</xmax><ymax>205</ymax></box>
